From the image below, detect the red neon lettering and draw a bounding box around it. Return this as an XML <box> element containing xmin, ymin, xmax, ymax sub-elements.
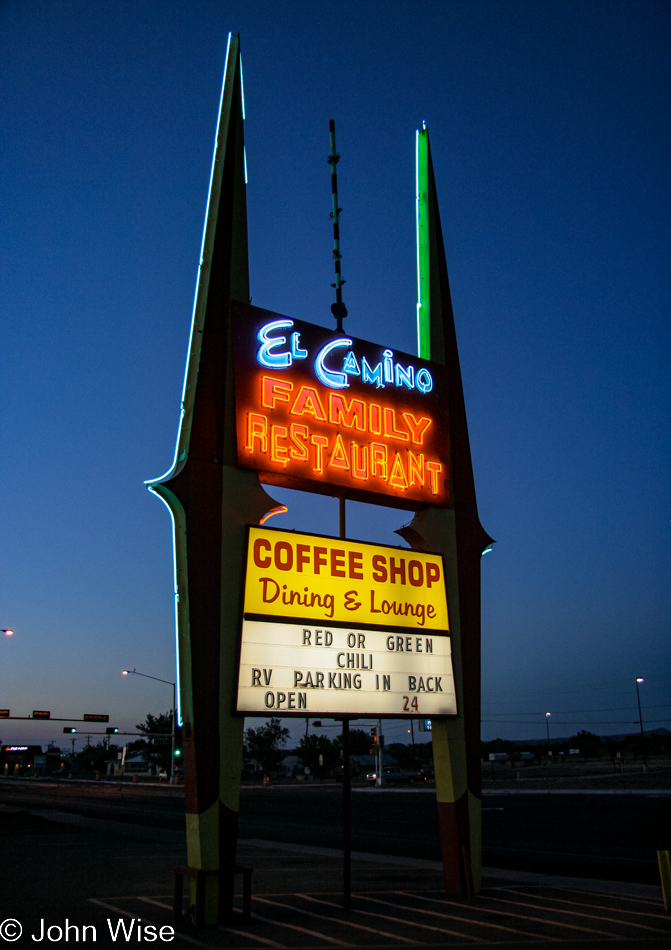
<box><xmin>270</xmin><ymin>425</ymin><xmax>290</xmax><ymax>466</ymax></box>
<box><xmin>402</xmin><ymin>413</ymin><xmax>432</xmax><ymax>445</ymax></box>
<box><xmin>289</xmin><ymin>423</ymin><xmax>309</xmax><ymax>461</ymax></box>
<box><xmin>368</xmin><ymin>403</ymin><xmax>382</xmax><ymax>435</ymax></box>
<box><xmin>351</xmin><ymin>443</ymin><xmax>368</xmax><ymax>480</ymax></box>
<box><xmin>310</xmin><ymin>434</ymin><xmax>328</xmax><ymax>473</ymax></box>
<box><xmin>425</xmin><ymin>460</ymin><xmax>442</xmax><ymax>494</ymax></box>
<box><xmin>388</xmin><ymin>452</ymin><xmax>409</xmax><ymax>489</ymax></box>
<box><xmin>408</xmin><ymin>451</ymin><xmax>425</xmax><ymax>487</ymax></box>
<box><xmin>329</xmin><ymin>433</ymin><xmax>350</xmax><ymax>470</ymax></box>
<box><xmin>262</xmin><ymin>376</ymin><xmax>293</xmax><ymax>410</ymax></box>
<box><xmin>383</xmin><ymin>408</ymin><xmax>409</xmax><ymax>442</ymax></box>
<box><xmin>329</xmin><ymin>393</ymin><xmax>365</xmax><ymax>430</ymax></box>
<box><xmin>291</xmin><ymin>385</ymin><xmax>327</xmax><ymax>421</ymax></box>
<box><xmin>246</xmin><ymin>413</ymin><xmax>267</xmax><ymax>453</ymax></box>
<box><xmin>370</xmin><ymin>443</ymin><xmax>388</xmax><ymax>479</ymax></box>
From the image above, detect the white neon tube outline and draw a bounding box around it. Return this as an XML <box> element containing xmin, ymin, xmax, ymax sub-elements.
<box><xmin>145</xmin><ymin>33</ymin><xmax>234</xmax><ymax>721</ymax></box>
<box><xmin>146</xmin><ymin>31</ymin><xmax>233</xmax><ymax>488</ymax></box>
<box><xmin>147</xmin><ymin>487</ymin><xmax>183</xmax><ymax>724</ymax></box>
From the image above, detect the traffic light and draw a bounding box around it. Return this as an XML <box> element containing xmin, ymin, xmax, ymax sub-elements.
<box><xmin>174</xmin><ymin>748</ymin><xmax>182</xmax><ymax>757</ymax></box>
<box><xmin>63</xmin><ymin>727</ymin><xmax>77</xmax><ymax>734</ymax></box>
<box><xmin>380</xmin><ymin>735</ymin><xmax>385</xmax><ymax>748</ymax></box>
<box><xmin>369</xmin><ymin>727</ymin><xmax>377</xmax><ymax>755</ymax></box>
<box><xmin>106</xmin><ymin>727</ymin><xmax>119</xmax><ymax>735</ymax></box>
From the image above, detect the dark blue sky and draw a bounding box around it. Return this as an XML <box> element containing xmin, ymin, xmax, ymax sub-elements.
<box><xmin>2</xmin><ymin>1</ymin><xmax>669</xmax><ymax>751</ymax></box>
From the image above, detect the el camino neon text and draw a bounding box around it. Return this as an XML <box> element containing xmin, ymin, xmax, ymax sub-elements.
<box><xmin>256</xmin><ymin>319</ymin><xmax>433</xmax><ymax>394</ymax></box>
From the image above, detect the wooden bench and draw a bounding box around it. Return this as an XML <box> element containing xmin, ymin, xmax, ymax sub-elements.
<box><xmin>173</xmin><ymin>864</ymin><xmax>253</xmax><ymax>927</ymax></box>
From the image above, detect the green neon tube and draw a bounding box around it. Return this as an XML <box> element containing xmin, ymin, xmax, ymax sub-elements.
<box><xmin>415</xmin><ymin>126</ymin><xmax>430</xmax><ymax>360</ymax></box>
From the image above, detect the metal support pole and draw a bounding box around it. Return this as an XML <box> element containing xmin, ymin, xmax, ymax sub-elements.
<box><xmin>338</xmin><ymin>493</ymin><xmax>351</xmax><ymax>908</ymax></box>
<box><xmin>377</xmin><ymin>718</ymin><xmax>383</xmax><ymax>786</ymax></box>
<box><xmin>171</xmin><ymin>682</ymin><xmax>176</xmax><ymax>784</ymax></box>
<box><xmin>636</xmin><ymin>678</ymin><xmax>647</xmax><ymax>772</ymax></box>
<box><xmin>545</xmin><ymin>712</ymin><xmax>551</xmax><ymax>763</ymax></box>
<box><xmin>342</xmin><ymin>718</ymin><xmax>351</xmax><ymax>909</ymax></box>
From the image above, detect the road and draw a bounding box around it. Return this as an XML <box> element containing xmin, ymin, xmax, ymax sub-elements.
<box><xmin>0</xmin><ymin>779</ymin><xmax>668</xmax><ymax>885</ymax></box>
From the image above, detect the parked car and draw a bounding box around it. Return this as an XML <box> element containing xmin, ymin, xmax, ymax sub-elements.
<box><xmin>414</xmin><ymin>768</ymin><xmax>435</xmax><ymax>784</ymax></box>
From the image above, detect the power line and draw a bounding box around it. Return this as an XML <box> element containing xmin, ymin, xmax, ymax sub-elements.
<box><xmin>483</xmin><ymin>675</ymin><xmax>671</xmax><ymax>696</ymax></box>
<box><xmin>482</xmin><ymin>703</ymin><xmax>671</xmax><ymax>716</ymax></box>
<box><xmin>481</xmin><ymin>718</ymin><xmax>670</xmax><ymax>726</ymax></box>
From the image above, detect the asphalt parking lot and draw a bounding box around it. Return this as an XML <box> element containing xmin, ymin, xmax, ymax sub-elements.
<box><xmin>1</xmin><ymin>804</ymin><xmax>669</xmax><ymax>949</ymax></box>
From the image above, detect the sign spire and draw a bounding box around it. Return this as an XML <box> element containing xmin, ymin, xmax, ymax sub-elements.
<box><xmin>328</xmin><ymin>119</ymin><xmax>347</xmax><ymax>331</ymax></box>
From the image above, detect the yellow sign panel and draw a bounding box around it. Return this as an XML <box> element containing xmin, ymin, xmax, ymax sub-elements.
<box><xmin>244</xmin><ymin>526</ymin><xmax>449</xmax><ymax>631</ymax></box>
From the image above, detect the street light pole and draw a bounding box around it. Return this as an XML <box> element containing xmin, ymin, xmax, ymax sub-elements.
<box><xmin>545</xmin><ymin>712</ymin><xmax>551</xmax><ymax>764</ymax></box>
<box><xmin>122</xmin><ymin>669</ymin><xmax>176</xmax><ymax>783</ymax></box>
<box><xmin>635</xmin><ymin>677</ymin><xmax>647</xmax><ymax>773</ymax></box>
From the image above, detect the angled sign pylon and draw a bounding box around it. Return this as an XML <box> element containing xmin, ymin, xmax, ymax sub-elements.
<box><xmin>146</xmin><ymin>34</ymin><xmax>277</xmax><ymax>924</ymax></box>
<box><xmin>398</xmin><ymin>125</ymin><xmax>493</xmax><ymax>895</ymax></box>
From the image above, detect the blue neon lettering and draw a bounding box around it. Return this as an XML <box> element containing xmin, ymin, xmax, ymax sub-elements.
<box><xmin>257</xmin><ymin>320</ymin><xmax>294</xmax><ymax>368</ymax></box>
<box><xmin>361</xmin><ymin>356</ymin><xmax>384</xmax><ymax>388</ymax></box>
<box><xmin>342</xmin><ymin>351</ymin><xmax>361</xmax><ymax>376</ymax></box>
<box><xmin>415</xmin><ymin>367</ymin><xmax>433</xmax><ymax>393</ymax></box>
<box><xmin>395</xmin><ymin>363</ymin><xmax>415</xmax><ymax>389</ymax></box>
<box><xmin>291</xmin><ymin>332</ymin><xmax>308</xmax><ymax>359</ymax></box>
<box><xmin>255</xmin><ymin>319</ymin><xmax>434</xmax><ymax>395</ymax></box>
<box><xmin>314</xmin><ymin>338</ymin><xmax>352</xmax><ymax>389</ymax></box>
<box><xmin>383</xmin><ymin>349</ymin><xmax>394</xmax><ymax>383</ymax></box>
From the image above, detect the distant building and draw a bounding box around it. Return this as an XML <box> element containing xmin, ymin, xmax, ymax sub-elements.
<box><xmin>1</xmin><ymin>744</ymin><xmax>67</xmax><ymax>776</ymax></box>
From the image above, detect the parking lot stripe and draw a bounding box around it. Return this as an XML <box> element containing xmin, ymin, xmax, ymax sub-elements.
<box><xmin>346</xmin><ymin>898</ymin><xmax>481</xmax><ymax>941</ymax></box>
<box><xmin>497</xmin><ymin>890</ymin><xmax>671</xmax><ymax>932</ymax></box>
<box><xmin>475</xmin><ymin>895</ymin><xmax>627</xmax><ymax>938</ymax></box>
<box><xmin>298</xmin><ymin>894</ymin><xmax>422</xmax><ymax>944</ymax></box>
<box><xmin>394</xmin><ymin>891</ymin><xmax>560</xmax><ymax>941</ymax></box>
<box><xmin>135</xmin><ymin>898</ymin><xmax>288</xmax><ymax>949</ymax></box>
<box><xmin>558</xmin><ymin>886</ymin><xmax>665</xmax><ymax>908</ymax></box>
<box><xmin>415</xmin><ymin>894</ymin><xmax>624</xmax><ymax>939</ymax></box>
<box><xmin>252</xmin><ymin>907</ymin><xmax>355</xmax><ymax>946</ymax></box>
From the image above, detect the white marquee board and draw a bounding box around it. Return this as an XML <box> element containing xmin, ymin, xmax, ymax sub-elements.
<box><xmin>236</xmin><ymin>619</ymin><xmax>457</xmax><ymax>718</ymax></box>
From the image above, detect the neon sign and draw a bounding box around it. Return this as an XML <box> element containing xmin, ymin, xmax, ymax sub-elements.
<box><xmin>256</xmin><ymin>319</ymin><xmax>434</xmax><ymax>394</ymax></box>
<box><xmin>233</xmin><ymin>303</ymin><xmax>449</xmax><ymax>507</ymax></box>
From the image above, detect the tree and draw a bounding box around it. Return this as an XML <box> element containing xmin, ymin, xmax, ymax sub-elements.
<box><xmin>136</xmin><ymin>711</ymin><xmax>173</xmax><ymax>736</ymax></box>
<box><xmin>565</xmin><ymin>730</ymin><xmax>601</xmax><ymax>759</ymax></box>
<box><xmin>298</xmin><ymin>733</ymin><xmax>340</xmax><ymax>777</ymax></box>
<box><xmin>244</xmin><ymin>718</ymin><xmax>289</xmax><ymax>771</ymax></box>
<box><xmin>75</xmin><ymin>741</ymin><xmax>121</xmax><ymax>774</ymax></box>
<box><xmin>133</xmin><ymin>710</ymin><xmax>177</xmax><ymax>772</ymax></box>
<box><xmin>348</xmin><ymin>728</ymin><xmax>376</xmax><ymax>755</ymax></box>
